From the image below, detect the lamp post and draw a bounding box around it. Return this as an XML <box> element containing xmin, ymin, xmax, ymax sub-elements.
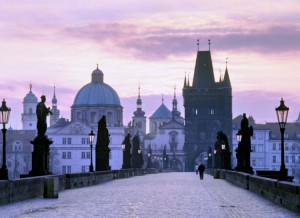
<box><xmin>275</xmin><ymin>98</ymin><xmax>289</xmax><ymax>180</ymax></box>
<box><xmin>221</xmin><ymin>141</ymin><xmax>226</xmax><ymax>169</ymax></box>
<box><xmin>121</xmin><ymin>143</ymin><xmax>125</xmax><ymax>169</ymax></box>
<box><xmin>235</xmin><ymin>131</ymin><xmax>242</xmax><ymax>171</ymax></box>
<box><xmin>88</xmin><ymin>130</ymin><xmax>95</xmax><ymax>172</ymax></box>
<box><xmin>0</xmin><ymin>99</ymin><xmax>11</xmax><ymax>180</ymax></box>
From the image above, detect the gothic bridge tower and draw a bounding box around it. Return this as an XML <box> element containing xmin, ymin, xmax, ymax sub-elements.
<box><xmin>183</xmin><ymin>41</ymin><xmax>232</xmax><ymax>171</ymax></box>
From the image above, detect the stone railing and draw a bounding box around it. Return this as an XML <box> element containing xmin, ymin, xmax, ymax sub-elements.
<box><xmin>0</xmin><ymin>168</ymin><xmax>158</xmax><ymax>206</ymax></box>
<box><xmin>215</xmin><ymin>169</ymin><xmax>300</xmax><ymax>214</ymax></box>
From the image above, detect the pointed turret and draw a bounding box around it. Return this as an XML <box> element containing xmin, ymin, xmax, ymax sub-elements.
<box><xmin>222</xmin><ymin>60</ymin><xmax>231</xmax><ymax>88</ymax></box>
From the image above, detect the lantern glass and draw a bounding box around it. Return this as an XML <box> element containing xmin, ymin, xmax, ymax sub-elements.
<box><xmin>236</xmin><ymin>133</ymin><xmax>242</xmax><ymax>142</ymax></box>
<box><xmin>0</xmin><ymin>99</ymin><xmax>11</xmax><ymax>124</ymax></box>
<box><xmin>275</xmin><ymin>98</ymin><xmax>289</xmax><ymax>129</ymax></box>
<box><xmin>221</xmin><ymin>143</ymin><xmax>226</xmax><ymax>150</ymax></box>
<box><xmin>88</xmin><ymin>130</ymin><xmax>95</xmax><ymax>144</ymax></box>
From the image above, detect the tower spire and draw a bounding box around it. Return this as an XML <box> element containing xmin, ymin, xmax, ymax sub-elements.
<box><xmin>197</xmin><ymin>39</ymin><xmax>199</xmax><ymax>51</ymax></box>
<box><xmin>208</xmin><ymin>39</ymin><xmax>211</xmax><ymax>51</ymax></box>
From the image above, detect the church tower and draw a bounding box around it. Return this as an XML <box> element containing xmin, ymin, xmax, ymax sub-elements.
<box><xmin>132</xmin><ymin>85</ymin><xmax>146</xmax><ymax>135</ymax></box>
<box><xmin>183</xmin><ymin>40</ymin><xmax>232</xmax><ymax>171</ymax></box>
<box><xmin>22</xmin><ymin>83</ymin><xmax>38</xmax><ymax>130</ymax></box>
<box><xmin>50</xmin><ymin>86</ymin><xmax>60</xmax><ymax>126</ymax></box>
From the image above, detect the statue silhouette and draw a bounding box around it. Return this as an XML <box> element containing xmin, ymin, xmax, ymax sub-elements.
<box><xmin>36</xmin><ymin>95</ymin><xmax>52</xmax><ymax>137</ymax></box>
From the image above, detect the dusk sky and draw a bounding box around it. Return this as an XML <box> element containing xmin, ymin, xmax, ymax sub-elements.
<box><xmin>1</xmin><ymin>1</ymin><xmax>300</xmax><ymax>129</ymax></box>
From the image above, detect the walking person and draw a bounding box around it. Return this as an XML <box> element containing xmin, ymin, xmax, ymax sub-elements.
<box><xmin>198</xmin><ymin>163</ymin><xmax>205</xmax><ymax>180</ymax></box>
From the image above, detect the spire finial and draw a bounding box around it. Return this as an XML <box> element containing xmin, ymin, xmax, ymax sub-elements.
<box><xmin>29</xmin><ymin>82</ymin><xmax>32</xmax><ymax>92</ymax></box>
<box><xmin>197</xmin><ymin>39</ymin><xmax>199</xmax><ymax>51</ymax></box>
<box><xmin>208</xmin><ymin>39</ymin><xmax>211</xmax><ymax>50</ymax></box>
<box><xmin>138</xmin><ymin>83</ymin><xmax>141</xmax><ymax>98</ymax></box>
<box><xmin>174</xmin><ymin>85</ymin><xmax>176</xmax><ymax>99</ymax></box>
<box><xmin>97</xmin><ymin>63</ymin><xmax>99</xmax><ymax>69</ymax></box>
<box><xmin>226</xmin><ymin>57</ymin><xmax>228</xmax><ymax>68</ymax></box>
<box><xmin>219</xmin><ymin>68</ymin><xmax>222</xmax><ymax>82</ymax></box>
<box><xmin>162</xmin><ymin>94</ymin><xmax>164</xmax><ymax>104</ymax></box>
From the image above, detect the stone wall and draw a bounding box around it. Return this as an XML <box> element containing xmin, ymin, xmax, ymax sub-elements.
<box><xmin>0</xmin><ymin>168</ymin><xmax>158</xmax><ymax>206</ymax></box>
<box><xmin>219</xmin><ymin>169</ymin><xmax>300</xmax><ymax>214</ymax></box>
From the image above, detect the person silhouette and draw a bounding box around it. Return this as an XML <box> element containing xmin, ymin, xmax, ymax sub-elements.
<box><xmin>198</xmin><ymin>163</ymin><xmax>206</xmax><ymax>180</ymax></box>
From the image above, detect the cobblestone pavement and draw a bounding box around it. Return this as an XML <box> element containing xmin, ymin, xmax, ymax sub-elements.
<box><xmin>0</xmin><ymin>173</ymin><xmax>299</xmax><ymax>218</ymax></box>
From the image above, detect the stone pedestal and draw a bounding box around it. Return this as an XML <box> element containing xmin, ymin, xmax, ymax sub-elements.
<box><xmin>96</xmin><ymin>148</ymin><xmax>110</xmax><ymax>171</ymax></box>
<box><xmin>29</xmin><ymin>136</ymin><xmax>53</xmax><ymax>176</ymax></box>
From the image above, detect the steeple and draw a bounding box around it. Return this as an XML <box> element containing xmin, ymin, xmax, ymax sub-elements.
<box><xmin>52</xmin><ymin>85</ymin><xmax>57</xmax><ymax>107</ymax></box>
<box><xmin>172</xmin><ymin>85</ymin><xmax>181</xmax><ymax>120</ymax></box>
<box><xmin>192</xmin><ymin>45</ymin><xmax>215</xmax><ymax>88</ymax></box>
<box><xmin>50</xmin><ymin>85</ymin><xmax>60</xmax><ymax>126</ymax></box>
<box><xmin>132</xmin><ymin>85</ymin><xmax>146</xmax><ymax>135</ymax></box>
<box><xmin>133</xmin><ymin>84</ymin><xmax>145</xmax><ymax>116</ymax></box>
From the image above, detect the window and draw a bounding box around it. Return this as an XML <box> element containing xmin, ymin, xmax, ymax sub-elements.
<box><xmin>62</xmin><ymin>152</ymin><xmax>66</xmax><ymax>159</ymax></box>
<box><xmin>91</xmin><ymin>112</ymin><xmax>97</xmax><ymax>123</ymax></box>
<box><xmin>62</xmin><ymin>138</ymin><xmax>66</xmax><ymax>145</ymax></box>
<box><xmin>67</xmin><ymin>152</ymin><xmax>72</xmax><ymax>159</ymax></box>
<box><xmin>82</xmin><ymin>138</ymin><xmax>86</xmax><ymax>145</ymax></box>
<box><xmin>292</xmin><ymin>169</ymin><xmax>295</xmax><ymax>176</ymax></box>
<box><xmin>285</xmin><ymin>143</ymin><xmax>289</xmax><ymax>151</ymax></box>
<box><xmin>272</xmin><ymin>143</ymin><xmax>276</xmax><ymax>150</ymax></box>
<box><xmin>81</xmin><ymin>166</ymin><xmax>86</xmax><ymax>173</ymax></box>
<box><xmin>272</xmin><ymin>156</ymin><xmax>276</xmax><ymax>163</ymax></box>
<box><xmin>285</xmin><ymin>156</ymin><xmax>289</xmax><ymax>163</ymax></box>
<box><xmin>107</xmin><ymin>112</ymin><xmax>112</xmax><ymax>123</ymax></box>
<box><xmin>251</xmin><ymin>145</ymin><xmax>256</xmax><ymax>152</ymax></box>
<box><xmin>252</xmin><ymin>159</ymin><xmax>256</xmax><ymax>166</ymax></box>
<box><xmin>292</xmin><ymin>156</ymin><xmax>295</xmax><ymax>163</ymax></box>
<box><xmin>77</xmin><ymin>112</ymin><xmax>81</xmax><ymax>120</ymax></box>
<box><xmin>62</xmin><ymin>166</ymin><xmax>66</xmax><ymax>174</ymax></box>
<box><xmin>258</xmin><ymin>133</ymin><xmax>263</xmax><ymax>140</ymax></box>
<box><xmin>68</xmin><ymin>138</ymin><xmax>72</xmax><ymax>144</ymax></box>
<box><xmin>252</xmin><ymin>133</ymin><xmax>256</xmax><ymax>139</ymax></box>
<box><xmin>67</xmin><ymin>166</ymin><xmax>71</xmax><ymax>174</ymax></box>
<box><xmin>81</xmin><ymin>152</ymin><xmax>86</xmax><ymax>159</ymax></box>
<box><xmin>87</xmin><ymin>152</ymin><xmax>91</xmax><ymax>159</ymax></box>
<box><xmin>258</xmin><ymin>145</ymin><xmax>263</xmax><ymax>152</ymax></box>
<box><xmin>210</xmin><ymin>108</ymin><xmax>215</xmax><ymax>115</ymax></box>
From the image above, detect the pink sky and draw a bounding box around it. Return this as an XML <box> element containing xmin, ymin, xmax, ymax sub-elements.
<box><xmin>0</xmin><ymin>1</ymin><xmax>300</xmax><ymax>129</ymax></box>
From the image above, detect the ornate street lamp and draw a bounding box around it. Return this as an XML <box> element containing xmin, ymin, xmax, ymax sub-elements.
<box><xmin>88</xmin><ymin>130</ymin><xmax>95</xmax><ymax>172</ymax></box>
<box><xmin>0</xmin><ymin>99</ymin><xmax>11</xmax><ymax>180</ymax></box>
<box><xmin>275</xmin><ymin>98</ymin><xmax>289</xmax><ymax>179</ymax></box>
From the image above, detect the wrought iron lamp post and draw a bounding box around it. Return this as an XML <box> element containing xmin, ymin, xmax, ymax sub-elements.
<box><xmin>221</xmin><ymin>141</ymin><xmax>226</xmax><ymax>169</ymax></box>
<box><xmin>275</xmin><ymin>98</ymin><xmax>289</xmax><ymax>180</ymax></box>
<box><xmin>88</xmin><ymin>130</ymin><xmax>95</xmax><ymax>172</ymax></box>
<box><xmin>235</xmin><ymin>131</ymin><xmax>242</xmax><ymax>170</ymax></box>
<box><xmin>121</xmin><ymin>143</ymin><xmax>125</xmax><ymax>169</ymax></box>
<box><xmin>0</xmin><ymin>99</ymin><xmax>11</xmax><ymax>180</ymax></box>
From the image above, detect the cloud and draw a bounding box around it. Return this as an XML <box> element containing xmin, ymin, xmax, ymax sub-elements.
<box><xmin>57</xmin><ymin>22</ymin><xmax>300</xmax><ymax>60</ymax></box>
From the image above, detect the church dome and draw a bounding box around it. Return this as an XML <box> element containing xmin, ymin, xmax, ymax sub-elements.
<box><xmin>73</xmin><ymin>66</ymin><xmax>121</xmax><ymax>106</ymax></box>
<box><xmin>23</xmin><ymin>84</ymin><xmax>38</xmax><ymax>103</ymax></box>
